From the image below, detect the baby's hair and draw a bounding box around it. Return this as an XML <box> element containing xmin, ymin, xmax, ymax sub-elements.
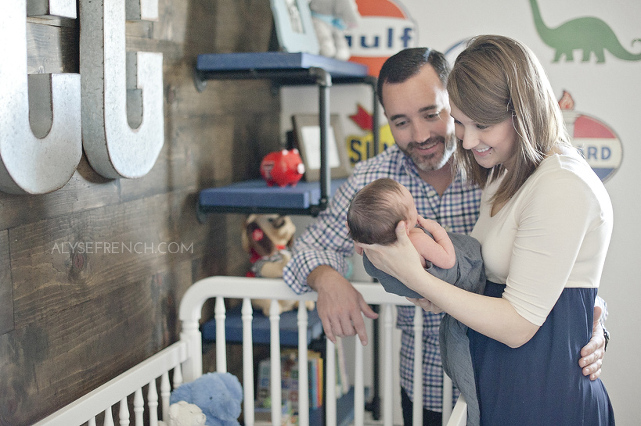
<box><xmin>347</xmin><ymin>178</ymin><xmax>409</xmax><ymax>245</ymax></box>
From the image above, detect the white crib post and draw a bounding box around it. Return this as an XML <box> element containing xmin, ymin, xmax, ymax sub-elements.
<box><xmin>160</xmin><ymin>372</ymin><xmax>170</xmax><ymax>421</ymax></box>
<box><xmin>148</xmin><ymin>380</ymin><xmax>159</xmax><ymax>426</ymax></box>
<box><xmin>103</xmin><ymin>408</ymin><xmax>114</xmax><ymax>426</ymax></box>
<box><xmin>297</xmin><ymin>302</ymin><xmax>309</xmax><ymax>426</ymax></box>
<box><xmin>133</xmin><ymin>388</ymin><xmax>144</xmax><ymax>426</ymax></box>
<box><xmin>413</xmin><ymin>306</ymin><xmax>424</xmax><ymax>426</ymax></box>
<box><xmin>215</xmin><ymin>297</ymin><xmax>227</xmax><ymax>373</ymax></box>
<box><xmin>180</xmin><ymin>320</ymin><xmax>202</xmax><ymax>383</ymax></box>
<box><xmin>442</xmin><ymin>373</ymin><xmax>453</xmax><ymax>425</ymax></box>
<box><xmin>354</xmin><ymin>337</ymin><xmax>364</xmax><ymax>426</ymax></box>
<box><xmin>325</xmin><ymin>338</ymin><xmax>336</xmax><ymax>426</ymax></box>
<box><xmin>269</xmin><ymin>299</ymin><xmax>282</xmax><ymax>426</ymax></box>
<box><xmin>242</xmin><ymin>298</ymin><xmax>255</xmax><ymax>426</ymax></box>
<box><xmin>173</xmin><ymin>363</ymin><xmax>183</xmax><ymax>389</ymax></box>
<box><xmin>383</xmin><ymin>303</ymin><xmax>394</xmax><ymax>426</ymax></box>
<box><xmin>119</xmin><ymin>397</ymin><xmax>130</xmax><ymax>426</ymax></box>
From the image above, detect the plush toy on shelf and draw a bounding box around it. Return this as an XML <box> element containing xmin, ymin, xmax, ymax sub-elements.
<box><xmin>241</xmin><ymin>214</ymin><xmax>314</xmax><ymax>315</ymax></box>
<box><xmin>309</xmin><ymin>0</ymin><xmax>361</xmax><ymax>61</ymax></box>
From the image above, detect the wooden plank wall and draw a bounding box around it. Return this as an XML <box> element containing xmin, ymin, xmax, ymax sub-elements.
<box><xmin>0</xmin><ymin>1</ymin><xmax>281</xmax><ymax>424</ymax></box>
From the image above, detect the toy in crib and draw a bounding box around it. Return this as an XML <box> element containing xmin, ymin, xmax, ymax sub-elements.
<box><xmin>158</xmin><ymin>401</ymin><xmax>207</xmax><ymax>426</ymax></box>
<box><xmin>241</xmin><ymin>214</ymin><xmax>315</xmax><ymax>315</ymax></box>
<box><xmin>170</xmin><ymin>372</ymin><xmax>243</xmax><ymax>426</ymax></box>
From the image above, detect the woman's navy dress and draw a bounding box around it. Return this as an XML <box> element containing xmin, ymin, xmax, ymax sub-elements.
<box><xmin>468</xmin><ymin>282</ymin><xmax>615</xmax><ymax>425</ymax></box>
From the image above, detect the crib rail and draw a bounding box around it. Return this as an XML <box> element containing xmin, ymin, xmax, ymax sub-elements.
<box><xmin>34</xmin><ymin>275</ymin><xmax>466</xmax><ymax>426</ymax></box>
<box><xmin>180</xmin><ymin>276</ymin><xmax>467</xmax><ymax>426</ymax></box>
<box><xmin>33</xmin><ymin>340</ymin><xmax>189</xmax><ymax>426</ymax></box>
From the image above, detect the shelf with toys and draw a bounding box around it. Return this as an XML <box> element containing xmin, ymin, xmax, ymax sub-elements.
<box><xmin>194</xmin><ymin>52</ymin><xmax>379</xmax><ymax>217</ymax></box>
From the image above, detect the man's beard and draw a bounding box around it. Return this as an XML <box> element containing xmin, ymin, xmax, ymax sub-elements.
<box><xmin>399</xmin><ymin>135</ymin><xmax>456</xmax><ymax>172</ymax></box>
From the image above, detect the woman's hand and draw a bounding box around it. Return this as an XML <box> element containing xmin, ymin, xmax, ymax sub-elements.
<box><xmin>408</xmin><ymin>297</ymin><xmax>444</xmax><ymax>314</ymax></box>
<box><xmin>356</xmin><ymin>221</ymin><xmax>426</xmax><ymax>290</ymax></box>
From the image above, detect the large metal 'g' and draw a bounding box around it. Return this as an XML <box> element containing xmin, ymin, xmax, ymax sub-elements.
<box><xmin>0</xmin><ymin>0</ymin><xmax>81</xmax><ymax>194</ymax></box>
<box><xmin>81</xmin><ymin>0</ymin><xmax>164</xmax><ymax>179</ymax></box>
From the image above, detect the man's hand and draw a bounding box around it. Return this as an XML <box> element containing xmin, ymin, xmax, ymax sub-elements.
<box><xmin>308</xmin><ymin>265</ymin><xmax>378</xmax><ymax>345</ymax></box>
<box><xmin>579</xmin><ymin>305</ymin><xmax>606</xmax><ymax>381</ymax></box>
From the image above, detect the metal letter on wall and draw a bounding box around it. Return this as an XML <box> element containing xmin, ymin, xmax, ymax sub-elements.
<box><xmin>80</xmin><ymin>0</ymin><xmax>164</xmax><ymax>179</ymax></box>
<box><xmin>0</xmin><ymin>0</ymin><xmax>81</xmax><ymax>194</ymax></box>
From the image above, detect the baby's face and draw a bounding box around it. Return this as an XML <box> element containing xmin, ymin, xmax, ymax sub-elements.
<box><xmin>398</xmin><ymin>185</ymin><xmax>419</xmax><ymax>232</ymax></box>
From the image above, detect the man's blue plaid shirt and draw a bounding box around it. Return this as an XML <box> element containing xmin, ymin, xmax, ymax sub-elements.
<box><xmin>283</xmin><ymin>144</ymin><xmax>482</xmax><ymax>412</ymax></box>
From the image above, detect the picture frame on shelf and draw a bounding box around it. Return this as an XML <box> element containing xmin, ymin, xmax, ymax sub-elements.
<box><xmin>269</xmin><ymin>0</ymin><xmax>320</xmax><ymax>54</ymax></box>
<box><xmin>292</xmin><ymin>114</ymin><xmax>352</xmax><ymax>182</ymax></box>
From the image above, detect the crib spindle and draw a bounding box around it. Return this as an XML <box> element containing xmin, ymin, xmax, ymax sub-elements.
<box><xmin>119</xmin><ymin>397</ymin><xmax>130</xmax><ymax>426</ymax></box>
<box><xmin>354</xmin><ymin>337</ymin><xmax>364</xmax><ymax>426</ymax></box>
<box><xmin>215</xmin><ymin>297</ymin><xmax>227</xmax><ymax>373</ymax></box>
<box><xmin>241</xmin><ymin>298</ymin><xmax>255</xmax><ymax>426</ymax></box>
<box><xmin>269</xmin><ymin>299</ymin><xmax>282</xmax><ymax>426</ymax></box>
<box><xmin>89</xmin><ymin>418</ymin><xmax>97</xmax><ymax>426</ymax></box>
<box><xmin>148</xmin><ymin>380</ymin><xmax>159</xmax><ymax>426</ymax></box>
<box><xmin>173</xmin><ymin>363</ymin><xmax>183</xmax><ymax>389</ymax></box>
<box><xmin>325</xmin><ymin>338</ymin><xmax>336</xmax><ymax>426</ymax></box>
<box><xmin>297</xmin><ymin>302</ymin><xmax>309</xmax><ymax>426</ymax></box>
<box><xmin>133</xmin><ymin>388</ymin><xmax>144</xmax><ymax>426</ymax></box>
<box><xmin>103</xmin><ymin>407</ymin><xmax>114</xmax><ymax>426</ymax></box>
<box><xmin>412</xmin><ymin>306</ymin><xmax>424</xmax><ymax>426</ymax></box>
<box><xmin>383</xmin><ymin>303</ymin><xmax>394</xmax><ymax>426</ymax></box>
<box><xmin>160</xmin><ymin>372</ymin><xmax>170</xmax><ymax>421</ymax></box>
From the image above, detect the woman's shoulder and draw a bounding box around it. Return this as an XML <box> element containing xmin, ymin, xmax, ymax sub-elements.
<box><xmin>524</xmin><ymin>149</ymin><xmax>612</xmax><ymax>213</ymax></box>
<box><xmin>536</xmin><ymin>149</ymin><xmax>602</xmax><ymax>189</ymax></box>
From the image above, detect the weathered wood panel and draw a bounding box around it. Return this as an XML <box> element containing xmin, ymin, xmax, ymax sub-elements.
<box><xmin>0</xmin><ymin>158</ymin><xmax>120</xmax><ymax>231</ymax></box>
<box><xmin>1</xmin><ymin>0</ymin><xmax>279</xmax><ymax>424</ymax></box>
<box><xmin>27</xmin><ymin>18</ymin><xmax>78</xmax><ymax>74</ymax></box>
<box><xmin>0</xmin><ymin>231</ymin><xmax>12</xmax><ymax>335</ymax></box>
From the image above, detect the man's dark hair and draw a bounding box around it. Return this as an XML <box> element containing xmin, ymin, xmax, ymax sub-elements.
<box><xmin>347</xmin><ymin>178</ymin><xmax>408</xmax><ymax>245</ymax></box>
<box><xmin>377</xmin><ymin>47</ymin><xmax>451</xmax><ymax>106</ymax></box>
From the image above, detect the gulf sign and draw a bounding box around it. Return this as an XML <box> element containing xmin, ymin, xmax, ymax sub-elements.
<box><xmin>345</xmin><ymin>0</ymin><xmax>418</xmax><ymax>76</ymax></box>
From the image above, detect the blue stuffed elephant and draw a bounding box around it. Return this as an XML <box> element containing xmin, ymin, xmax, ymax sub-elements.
<box><xmin>170</xmin><ymin>372</ymin><xmax>243</xmax><ymax>426</ymax></box>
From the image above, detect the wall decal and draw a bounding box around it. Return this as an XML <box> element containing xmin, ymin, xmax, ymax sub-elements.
<box><xmin>559</xmin><ymin>91</ymin><xmax>623</xmax><ymax>182</ymax></box>
<box><xmin>80</xmin><ymin>0</ymin><xmax>164</xmax><ymax>179</ymax></box>
<box><xmin>0</xmin><ymin>0</ymin><xmax>81</xmax><ymax>194</ymax></box>
<box><xmin>529</xmin><ymin>0</ymin><xmax>641</xmax><ymax>63</ymax></box>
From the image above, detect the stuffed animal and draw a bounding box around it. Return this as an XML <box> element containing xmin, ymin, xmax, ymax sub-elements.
<box><xmin>309</xmin><ymin>0</ymin><xmax>361</xmax><ymax>60</ymax></box>
<box><xmin>159</xmin><ymin>401</ymin><xmax>207</xmax><ymax>426</ymax></box>
<box><xmin>170</xmin><ymin>372</ymin><xmax>243</xmax><ymax>426</ymax></box>
<box><xmin>241</xmin><ymin>214</ymin><xmax>314</xmax><ymax>315</ymax></box>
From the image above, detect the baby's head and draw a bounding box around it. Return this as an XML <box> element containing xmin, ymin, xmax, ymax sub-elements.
<box><xmin>347</xmin><ymin>178</ymin><xmax>418</xmax><ymax>245</ymax></box>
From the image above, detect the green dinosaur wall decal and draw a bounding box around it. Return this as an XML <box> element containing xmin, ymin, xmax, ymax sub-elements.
<box><xmin>529</xmin><ymin>0</ymin><xmax>641</xmax><ymax>62</ymax></box>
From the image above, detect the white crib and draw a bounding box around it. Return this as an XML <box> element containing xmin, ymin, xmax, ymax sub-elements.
<box><xmin>34</xmin><ymin>276</ymin><xmax>467</xmax><ymax>426</ymax></box>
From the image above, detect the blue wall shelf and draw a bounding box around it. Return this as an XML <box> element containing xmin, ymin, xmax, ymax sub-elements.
<box><xmin>194</xmin><ymin>52</ymin><xmax>379</xmax><ymax>217</ymax></box>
